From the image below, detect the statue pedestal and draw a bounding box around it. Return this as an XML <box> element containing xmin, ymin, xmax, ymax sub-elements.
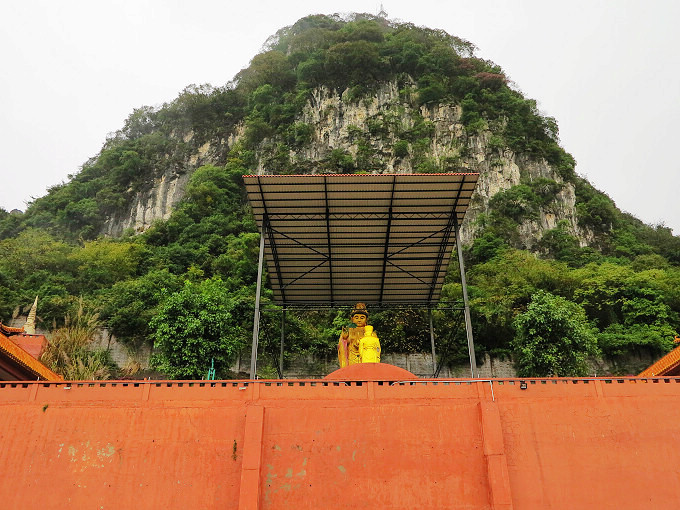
<box><xmin>324</xmin><ymin>363</ymin><xmax>417</xmax><ymax>381</ymax></box>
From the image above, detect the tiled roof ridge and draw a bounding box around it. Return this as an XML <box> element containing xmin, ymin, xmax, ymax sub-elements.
<box><xmin>0</xmin><ymin>330</ymin><xmax>63</xmax><ymax>381</ymax></box>
<box><xmin>638</xmin><ymin>343</ymin><xmax>680</xmax><ymax>377</ymax></box>
<box><xmin>0</xmin><ymin>322</ymin><xmax>25</xmax><ymax>335</ymax></box>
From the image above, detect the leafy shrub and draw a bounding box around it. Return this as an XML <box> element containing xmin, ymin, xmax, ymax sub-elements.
<box><xmin>285</xmin><ymin>122</ymin><xmax>314</xmax><ymax>148</ymax></box>
<box><xmin>150</xmin><ymin>278</ymin><xmax>249</xmax><ymax>379</ymax></box>
<box><xmin>512</xmin><ymin>290</ymin><xmax>599</xmax><ymax>377</ymax></box>
<box><xmin>392</xmin><ymin>140</ymin><xmax>409</xmax><ymax>159</ymax></box>
<box><xmin>417</xmin><ymin>74</ymin><xmax>446</xmax><ymax>105</ymax></box>
<box><xmin>488</xmin><ymin>185</ymin><xmax>541</xmax><ymax>222</ymax></box>
<box><xmin>598</xmin><ymin>323</ymin><xmax>675</xmax><ymax>357</ymax></box>
<box><xmin>325</xmin><ymin>149</ymin><xmax>355</xmax><ymax>172</ymax></box>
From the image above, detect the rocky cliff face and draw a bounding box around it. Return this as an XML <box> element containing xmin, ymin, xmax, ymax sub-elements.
<box><xmin>103</xmin><ymin>81</ymin><xmax>591</xmax><ymax>249</ymax></box>
<box><xmin>104</xmin><ymin>170</ymin><xmax>190</xmax><ymax>237</ymax></box>
<box><xmin>103</xmin><ymin>136</ymin><xmax>223</xmax><ymax>236</ymax></box>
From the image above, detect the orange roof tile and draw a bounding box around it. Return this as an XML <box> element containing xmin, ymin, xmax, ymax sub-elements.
<box><xmin>9</xmin><ymin>333</ymin><xmax>48</xmax><ymax>359</ymax></box>
<box><xmin>0</xmin><ymin>322</ymin><xmax>25</xmax><ymax>335</ymax></box>
<box><xmin>0</xmin><ymin>330</ymin><xmax>63</xmax><ymax>381</ymax></box>
<box><xmin>638</xmin><ymin>344</ymin><xmax>680</xmax><ymax>377</ymax></box>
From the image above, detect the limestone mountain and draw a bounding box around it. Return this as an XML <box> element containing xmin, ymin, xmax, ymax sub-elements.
<box><xmin>7</xmin><ymin>15</ymin><xmax>586</xmax><ymax>247</ymax></box>
<box><xmin>111</xmin><ymin>47</ymin><xmax>587</xmax><ymax>255</ymax></box>
<box><xmin>1</xmin><ymin>13</ymin><xmax>679</xmax><ymax>378</ymax></box>
<box><xmin>106</xmin><ymin>81</ymin><xmax>589</xmax><ymax>254</ymax></box>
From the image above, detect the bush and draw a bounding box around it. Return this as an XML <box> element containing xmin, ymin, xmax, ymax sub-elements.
<box><xmin>325</xmin><ymin>149</ymin><xmax>355</xmax><ymax>172</ymax></box>
<box><xmin>512</xmin><ymin>290</ymin><xmax>599</xmax><ymax>377</ymax></box>
<box><xmin>393</xmin><ymin>140</ymin><xmax>409</xmax><ymax>158</ymax></box>
<box><xmin>598</xmin><ymin>323</ymin><xmax>675</xmax><ymax>358</ymax></box>
<box><xmin>41</xmin><ymin>300</ymin><xmax>113</xmax><ymax>380</ymax></box>
<box><xmin>488</xmin><ymin>185</ymin><xmax>541</xmax><ymax>222</ymax></box>
<box><xmin>150</xmin><ymin>278</ymin><xmax>249</xmax><ymax>379</ymax></box>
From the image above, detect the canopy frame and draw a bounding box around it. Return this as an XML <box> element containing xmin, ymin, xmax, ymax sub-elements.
<box><xmin>244</xmin><ymin>173</ymin><xmax>479</xmax><ymax>379</ymax></box>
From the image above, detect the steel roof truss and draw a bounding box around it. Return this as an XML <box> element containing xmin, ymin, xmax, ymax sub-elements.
<box><xmin>324</xmin><ymin>176</ymin><xmax>334</xmax><ymax>303</ymax></box>
<box><xmin>243</xmin><ymin>174</ymin><xmax>478</xmax><ymax>305</ymax></box>
<box><xmin>386</xmin><ymin>259</ymin><xmax>436</xmax><ymax>290</ymax></box>
<box><xmin>257</xmin><ymin>179</ymin><xmax>286</xmax><ymax>303</ymax></box>
<box><xmin>428</xmin><ymin>186</ymin><xmax>462</xmax><ymax>302</ymax></box>
<box><xmin>280</xmin><ymin>259</ymin><xmax>329</xmax><ymax>291</ymax></box>
<box><xmin>379</xmin><ymin>176</ymin><xmax>397</xmax><ymax>304</ymax></box>
<box><xmin>266</xmin><ymin>226</ymin><xmax>329</xmax><ymax>259</ymax></box>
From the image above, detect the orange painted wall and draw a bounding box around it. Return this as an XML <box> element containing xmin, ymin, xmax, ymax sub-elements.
<box><xmin>1</xmin><ymin>378</ymin><xmax>680</xmax><ymax>509</ymax></box>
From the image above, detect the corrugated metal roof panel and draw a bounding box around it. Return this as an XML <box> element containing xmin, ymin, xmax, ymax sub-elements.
<box><xmin>243</xmin><ymin>173</ymin><xmax>478</xmax><ymax>305</ymax></box>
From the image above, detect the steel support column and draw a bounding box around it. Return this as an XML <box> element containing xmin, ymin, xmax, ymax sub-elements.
<box><xmin>279</xmin><ymin>308</ymin><xmax>286</xmax><ymax>378</ymax></box>
<box><xmin>249</xmin><ymin>232</ymin><xmax>265</xmax><ymax>380</ymax></box>
<box><xmin>454</xmin><ymin>221</ymin><xmax>476</xmax><ymax>378</ymax></box>
<box><xmin>429</xmin><ymin>308</ymin><xmax>437</xmax><ymax>377</ymax></box>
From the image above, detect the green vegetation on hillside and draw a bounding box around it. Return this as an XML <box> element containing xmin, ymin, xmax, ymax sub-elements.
<box><xmin>512</xmin><ymin>290</ymin><xmax>599</xmax><ymax>377</ymax></box>
<box><xmin>0</xmin><ymin>14</ymin><xmax>678</xmax><ymax>378</ymax></box>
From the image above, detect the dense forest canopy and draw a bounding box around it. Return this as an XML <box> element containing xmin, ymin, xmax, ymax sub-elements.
<box><xmin>0</xmin><ymin>13</ymin><xmax>678</xmax><ymax>379</ymax></box>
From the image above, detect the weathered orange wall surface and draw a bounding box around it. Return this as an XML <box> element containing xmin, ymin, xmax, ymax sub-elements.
<box><xmin>2</xmin><ymin>377</ymin><xmax>680</xmax><ymax>509</ymax></box>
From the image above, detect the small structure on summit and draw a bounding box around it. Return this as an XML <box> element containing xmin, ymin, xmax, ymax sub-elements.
<box><xmin>338</xmin><ymin>303</ymin><xmax>381</xmax><ymax>368</ymax></box>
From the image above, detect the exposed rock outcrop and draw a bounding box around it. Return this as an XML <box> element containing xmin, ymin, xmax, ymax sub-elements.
<box><xmin>102</xmin><ymin>81</ymin><xmax>590</xmax><ymax>249</ymax></box>
<box><xmin>103</xmin><ymin>137</ymin><xmax>222</xmax><ymax>236</ymax></box>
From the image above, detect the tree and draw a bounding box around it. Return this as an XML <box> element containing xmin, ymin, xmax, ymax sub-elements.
<box><xmin>464</xmin><ymin>249</ymin><xmax>575</xmax><ymax>351</ymax></box>
<box><xmin>235</xmin><ymin>50</ymin><xmax>295</xmax><ymax>93</ymax></box>
<box><xmin>70</xmin><ymin>239</ymin><xmax>147</xmax><ymax>289</ymax></box>
<box><xmin>100</xmin><ymin>269</ymin><xmax>181</xmax><ymax>344</ymax></box>
<box><xmin>0</xmin><ymin>229</ymin><xmax>77</xmax><ymax>323</ymax></box>
<box><xmin>324</xmin><ymin>40</ymin><xmax>384</xmax><ymax>89</ymax></box>
<box><xmin>538</xmin><ymin>220</ymin><xmax>592</xmax><ymax>266</ymax></box>
<box><xmin>150</xmin><ymin>278</ymin><xmax>249</xmax><ymax>379</ymax></box>
<box><xmin>512</xmin><ymin>290</ymin><xmax>599</xmax><ymax>377</ymax></box>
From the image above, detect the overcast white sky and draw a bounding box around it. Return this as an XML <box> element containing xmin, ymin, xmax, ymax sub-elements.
<box><xmin>1</xmin><ymin>0</ymin><xmax>678</xmax><ymax>233</ymax></box>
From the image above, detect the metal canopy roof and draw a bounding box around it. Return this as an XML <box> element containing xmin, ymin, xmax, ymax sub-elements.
<box><xmin>243</xmin><ymin>173</ymin><xmax>479</xmax><ymax>306</ymax></box>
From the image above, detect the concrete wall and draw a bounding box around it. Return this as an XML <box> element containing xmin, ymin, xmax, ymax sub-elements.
<box><xmin>9</xmin><ymin>317</ymin><xmax>655</xmax><ymax>379</ymax></box>
<box><xmin>232</xmin><ymin>351</ymin><xmax>518</xmax><ymax>379</ymax></box>
<box><xmin>2</xmin><ymin>375</ymin><xmax>680</xmax><ymax>509</ymax></box>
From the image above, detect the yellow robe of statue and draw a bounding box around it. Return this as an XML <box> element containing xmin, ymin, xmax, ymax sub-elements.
<box><xmin>337</xmin><ymin>335</ymin><xmax>349</xmax><ymax>368</ymax></box>
<box><xmin>338</xmin><ymin>326</ymin><xmax>363</xmax><ymax>367</ymax></box>
<box><xmin>359</xmin><ymin>326</ymin><xmax>381</xmax><ymax>363</ymax></box>
<box><xmin>338</xmin><ymin>325</ymin><xmax>380</xmax><ymax>367</ymax></box>
<box><xmin>347</xmin><ymin>326</ymin><xmax>364</xmax><ymax>365</ymax></box>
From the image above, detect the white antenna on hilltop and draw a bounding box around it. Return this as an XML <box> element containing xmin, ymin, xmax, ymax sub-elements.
<box><xmin>378</xmin><ymin>3</ymin><xmax>388</xmax><ymax>18</ymax></box>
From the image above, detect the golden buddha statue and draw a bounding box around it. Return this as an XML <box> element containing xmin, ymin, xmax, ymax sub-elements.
<box><xmin>337</xmin><ymin>303</ymin><xmax>380</xmax><ymax>367</ymax></box>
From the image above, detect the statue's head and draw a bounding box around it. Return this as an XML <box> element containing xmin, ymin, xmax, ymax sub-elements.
<box><xmin>350</xmin><ymin>303</ymin><xmax>368</xmax><ymax>327</ymax></box>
